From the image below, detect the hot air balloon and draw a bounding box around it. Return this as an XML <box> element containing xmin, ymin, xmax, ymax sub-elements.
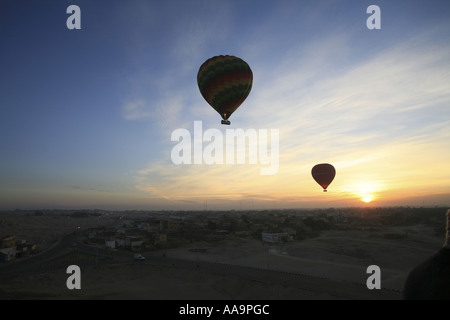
<box><xmin>197</xmin><ymin>55</ymin><xmax>253</xmax><ymax>125</ymax></box>
<box><xmin>311</xmin><ymin>163</ymin><xmax>336</xmax><ymax>192</ymax></box>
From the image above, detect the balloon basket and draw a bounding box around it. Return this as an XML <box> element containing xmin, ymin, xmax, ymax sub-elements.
<box><xmin>221</xmin><ymin>120</ymin><xmax>231</xmax><ymax>125</ymax></box>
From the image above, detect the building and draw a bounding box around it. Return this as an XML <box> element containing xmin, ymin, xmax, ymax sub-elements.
<box><xmin>261</xmin><ymin>232</ymin><xmax>288</xmax><ymax>243</ymax></box>
<box><xmin>105</xmin><ymin>239</ymin><xmax>116</xmax><ymax>249</ymax></box>
<box><xmin>0</xmin><ymin>236</ymin><xmax>16</xmax><ymax>262</ymax></box>
<box><xmin>0</xmin><ymin>247</ymin><xmax>16</xmax><ymax>262</ymax></box>
<box><xmin>126</xmin><ymin>236</ymin><xmax>144</xmax><ymax>251</ymax></box>
<box><xmin>16</xmin><ymin>240</ymin><xmax>36</xmax><ymax>258</ymax></box>
<box><xmin>1</xmin><ymin>236</ymin><xmax>15</xmax><ymax>248</ymax></box>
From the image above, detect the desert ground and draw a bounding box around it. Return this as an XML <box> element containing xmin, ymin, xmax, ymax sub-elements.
<box><xmin>0</xmin><ymin>212</ymin><xmax>445</xmax><ymax>300</ymax></box>
<box><xmin>155</xmin><ymin>224</ymin><xmax>443</xmax><ymax>291</ymax></box>
<box><xmin>0</xmin><ymin>212</ymin><xmax>113</xmax><ymax>251</ymax></box>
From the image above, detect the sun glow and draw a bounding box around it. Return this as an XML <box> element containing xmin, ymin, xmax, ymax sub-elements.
<box><xmin>339</xmin><ymin>180</ymin><xmax>384</xmax><ymax>204</ymax></box>
<box><xmin>362</xmin><ymin>195</ymin><xmax>373</xmax><ymax>203</ymax></box>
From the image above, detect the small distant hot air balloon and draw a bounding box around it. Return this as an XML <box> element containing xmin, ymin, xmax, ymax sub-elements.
<box><xmin>311</xmin><ymin>163</ymin><xmax>336</xmax><ymax>192</ymax></box>
<box><xmin>197</xmin><ymin>55</ymin><xmax>253</xmax><ymax>125</ymax></box>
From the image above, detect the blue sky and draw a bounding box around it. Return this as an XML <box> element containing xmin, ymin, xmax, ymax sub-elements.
<box><xmin>1</xmin><ymin>0</ymin><xmax>449</xmax><ymax>210</ymax></box>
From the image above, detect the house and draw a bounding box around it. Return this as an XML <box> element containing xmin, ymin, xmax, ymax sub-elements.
<box><xmin>16</xmin><ymin>240</ymin><xmax>30</xmax><ymax>258</ymax></box>
<box><xmin>126</xmin><ymin>236</ymin><xmax>144</xmax><ymax>251</ymax></box>
<box><xmin>115</xmin><ymin>236</ymin><xmax>126</xmax><ymax>248</ymax></box>
<box><xmin>1</xmin><ymin>236</ymin><xmax>15</xmax><ymax>248</ymax></box>
<box><xmin>261</xmin><ymin>232</ymin><xmax>288</xmax><ymax>243</ymax></box>
<box><xmin>0</xmin><ymin>247</ymin><xmax>16</xmax><ymax>262</ymax></box>
<box><xmin>105</xmin><ymin>239</ymin><xmax>116</xmax><ymax>249</ymax></box>
<box><xmin>0</xmin><ymin>236</ymin><xmax>16</xmax><ymax>262</ymax></box>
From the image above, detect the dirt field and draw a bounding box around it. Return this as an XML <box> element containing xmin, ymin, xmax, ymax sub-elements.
<box><xmin>1</xmin><ymin>263</ymin><xmax>345</xmax><ymax>300</ymax></box>
<box><xmin>0</xmin><ymin>212</ymin><xmax>445</xmax><ymax>300</ymax></box>
<box><xmin>155</xmin><ymin>224</ymin><xmax>443</xmax><ymax>291</ymax></box>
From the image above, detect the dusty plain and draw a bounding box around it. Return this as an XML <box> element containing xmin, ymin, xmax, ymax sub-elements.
<box><xmin>0</xmin><ymin>211</ymin><xmax>445</xmax><ymax>300</ymax></box>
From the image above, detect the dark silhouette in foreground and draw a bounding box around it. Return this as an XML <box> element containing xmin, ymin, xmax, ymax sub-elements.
<box><xmin>403</xmin><ymin>209</ymin><xmax>450</xmax><ymax>300</ymax></box>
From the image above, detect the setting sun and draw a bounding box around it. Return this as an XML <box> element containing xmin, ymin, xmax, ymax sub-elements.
<box><xmin>362</xmin><ymin>195</ymin><xmax>374</xmax><ymax>203</ymax></box>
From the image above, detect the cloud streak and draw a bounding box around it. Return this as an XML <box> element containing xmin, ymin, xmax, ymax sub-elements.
<box><xmin>130</xmin><ymin>27</ymin><xmax>450</xmax><ymax>207</ymax></box>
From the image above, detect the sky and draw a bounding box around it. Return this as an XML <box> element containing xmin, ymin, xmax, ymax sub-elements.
<box><xmin>0</xmin><ymin>0</ymin><xmax>449</xmax><ymax>211</ymax></box>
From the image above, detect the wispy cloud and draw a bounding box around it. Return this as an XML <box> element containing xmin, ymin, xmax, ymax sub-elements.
<box><xmin>121</xmin><ymin>100</ymin><xmax>151</xmax><ymax>120</ymax></box>
<box><xmin>121</xmin><ymin>95</ymin><xmax>185</xmax><ymax>128</ymax></box>
<box><xmin>130</xmin><ymin>27</ymin><xmax>450</xmax><ymax>207</ymax></box>
<box><xmin>248</xmin><ymin>32</ymin><xmax>450</xmax><ymax>166</ymax></box>
<box><xmin>119</xmin><ymin>1</ymin><xmax>237</xmax><ymax>131</ymax></box>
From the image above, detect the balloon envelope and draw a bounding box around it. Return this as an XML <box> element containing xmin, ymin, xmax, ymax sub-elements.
<box><xmin>197</xmin><ymin>55</ymin><xmax>253</xmax><ymax>122</ymax></box>
<box><xmin>311</xmin><ymin>163</ymin><xmax>336</xmax><ymax>192</ymax></box>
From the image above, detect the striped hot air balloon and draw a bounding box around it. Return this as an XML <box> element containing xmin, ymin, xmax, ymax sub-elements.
<box><xmin>197</xmin><ymin>55</ymin><xmax>253</xmax><ymax>125</ymax></box>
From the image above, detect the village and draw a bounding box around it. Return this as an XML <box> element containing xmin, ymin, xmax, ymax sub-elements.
<box><xmin>1</xmin><ymin>206</ymin><xmax>445</xmax><ymax>262</ymax></box>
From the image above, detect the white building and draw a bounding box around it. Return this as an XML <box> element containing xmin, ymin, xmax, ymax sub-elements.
<box><xmin>0</xmin><ymin>247</ymin><xmax>16</xmax><ymax>261</ymax></box>
<box><xmin>105</xmin><ymin>239</ymin><xmax>116</xmax><ymax>249</ymax></box>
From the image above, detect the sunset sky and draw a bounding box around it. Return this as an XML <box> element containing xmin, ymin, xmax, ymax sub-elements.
<box><xmin>1</xmin><ymin>0</ymin><xmax>449</xmax><ymax>210</ymax></box>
